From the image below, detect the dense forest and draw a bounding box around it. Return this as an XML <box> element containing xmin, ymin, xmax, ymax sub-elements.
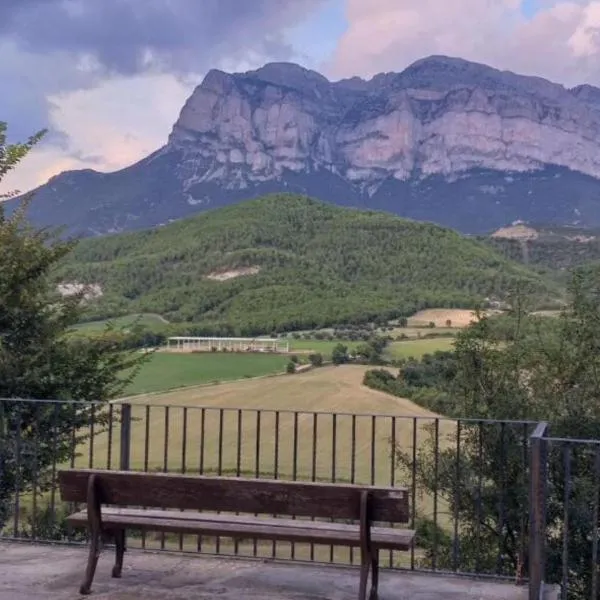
<box><xmin>483</xmin><ymin>230</ymin><xmax>600</xmax><ymax>282</ymax></box>
<box><xmin>56</xmin><ymin>194</ymin><xmax>558</xmax><ymax>334</ymax></box>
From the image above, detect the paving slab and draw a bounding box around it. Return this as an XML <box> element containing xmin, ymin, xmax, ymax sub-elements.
<box><xmin>0</xmin><ymin>542</ymin><xmax>541</xmax><ymax>599</ymax></box>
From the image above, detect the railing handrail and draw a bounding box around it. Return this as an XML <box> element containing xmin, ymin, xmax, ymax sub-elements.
<box><xmin>0</xmin><ymin>397</ymin><xmax>541</xmax><ymax>424</ymax></box>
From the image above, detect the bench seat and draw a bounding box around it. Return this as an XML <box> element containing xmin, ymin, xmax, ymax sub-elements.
<box><xmin>67</xmin><ymin>508</ymin><xmax>415</xmax><ymax>551</ymax></box>
<box><xmin>59</xmin><ymin>469</ymin><xmax>416</xmax><ymax>598</ymax></box>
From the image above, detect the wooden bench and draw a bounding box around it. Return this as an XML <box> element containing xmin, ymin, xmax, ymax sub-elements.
<box><xmin>58</xmin><ymin>469</ymin><xmax>415</xmax><ymax>599</ymax></box>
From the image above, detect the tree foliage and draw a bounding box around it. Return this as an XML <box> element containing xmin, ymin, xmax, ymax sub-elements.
<box><xmin>364</xmin><ymin>272</ymin><xmax>600</xmax><ymax>598</ymax></box>
<box><xmin>0</xmin><ymin>123</ymin><xmax>146</xmax><ymax>533</ymax></box>
<box><xmin>55</xmin><ymin>194</ymin><xmax>559</xmax><ymax>334</ymax></box>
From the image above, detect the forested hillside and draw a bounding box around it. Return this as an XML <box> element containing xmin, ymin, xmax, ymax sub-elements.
<box><xmin>56</xmin><ymin>194</ymin><xmax>558</xmax><ymax>334</ymax></box>
<box><xmin>484</xmin><ymin>230</ymin><xmax>600</xmax><ymax>282</ymax></box>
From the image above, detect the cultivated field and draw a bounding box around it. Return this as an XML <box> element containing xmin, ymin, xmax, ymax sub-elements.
<box><xmin>125</xmin><ymin>353</ymin><xmax>290</xmax><ymax>395</ymax></box>
<box><xmin>99</xmin><ymin>366</ymin><xmax>454</xmax><ymax>509</ymax></box>
<box><xmin>124</xmin><ymin>337</ymin><xmax>455</xmax><ymax>395</ymax></box>
<box><xmin>385</xmin><ymin>337</ymin><xmax>455</xmax><ymax>359</ymax></box>
<box><xmin>407</xmin><ymin>308</ymin><xmax>499</xmax><ymax>327</ymax></box>
<box><xmin>74</xmin><ymin>313</ymin><xmax>169</xmax><ymax>332</ymax></box>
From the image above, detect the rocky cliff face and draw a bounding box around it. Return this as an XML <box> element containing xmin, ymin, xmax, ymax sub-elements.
<box><xmin>10</xmin><ymin>56</ymin><xmax>600</xmax><ymax>236</ymax></box>
<box><xmin>168</xmin><ymin>56</ymin><xmax>600</xmax><ymax>195</ymax></box>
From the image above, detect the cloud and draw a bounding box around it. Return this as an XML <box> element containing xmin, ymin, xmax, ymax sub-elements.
<box><xmin>0</xmin><ymin>0</ymin><xmax>324</xmax><ymax>193</ymax></box>
<box><xmin>329</xmin><ymin>0</ymin><xmax>600</xmax><ymax>88</ymax></box>
<box><xmin>1</xmin><ymin>0</ymin><xmax>322</xmax><ymax>75</ymax></box>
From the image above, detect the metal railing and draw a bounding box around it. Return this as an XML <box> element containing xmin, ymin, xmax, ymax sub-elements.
<box><xmin>1</xmin><ymin>397</ymin><xmax>598</xmax><ymax>599</ymax></box>
<box><xmin>528</xmin><ymin>423</ymin><xmax>600</xmax><ymax>600</ymax></box>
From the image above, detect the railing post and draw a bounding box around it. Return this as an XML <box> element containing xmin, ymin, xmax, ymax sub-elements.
<box><xmin>119</xmin><ymin>403</ymin><xmax>131</xmax><ymax>471</ymax></box>
<box><xmin>529</xmin><ymin>422</ymin><xmax>549</xmax><ymax>600</ymax></box>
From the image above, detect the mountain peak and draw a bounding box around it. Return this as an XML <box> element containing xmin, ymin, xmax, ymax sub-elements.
<box><xmin>243</xmin><ymin>62</ymin><xmax>330</xmax><ymax>89</ymax></box>
<box><xmin>13</xmin><ymin>55</ymin><xmax>600</xmax><ymax>238</ymax></box>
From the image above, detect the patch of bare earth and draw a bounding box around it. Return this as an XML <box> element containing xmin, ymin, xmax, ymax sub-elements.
<box><xmin>206</xmin><ymin>266</ymin><xmax>260</xmax><ymax>281</ymax></box>
<box><xmin>408</xmin><ymin>308</ymin><xmax>499</xmax><ymax>328</ymax></box>
<box><xmin>490</xmin><ymin>224</ymin><xmax>539</xmax><ymax>240</ymax></box>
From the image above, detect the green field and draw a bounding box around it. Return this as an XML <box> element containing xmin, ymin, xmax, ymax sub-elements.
<box><xmin>288</xmin><ymin>336</ymin><xmax>453</xmax><ymax>357</ymax></box>
<box><xmin>288</xmin><ymin>339</ymin><xmax>362</xmax><ymax>355</ymax></box>
<box><xmin>385</xmin><ymin>337</ymin><xmax>455</xmax><ymax>359</ymax></box>
<box><xmin>124</xmin><ymin>337</ymin><xmax>455</xmax><ymax>395</ymax></box>
<box><xmin>74</xmin><ymin>313</ymin><xmax>169</xmax><ymax>332</ymax></box>
<box><xmin>125</xmin><ymin>352</ymin><xmax>290</xmax><ymax>395</ymax></box>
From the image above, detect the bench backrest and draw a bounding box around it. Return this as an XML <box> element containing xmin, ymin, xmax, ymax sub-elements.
<box><xmin>58</xmin><ymin>469</ymin><xmax>409</xmax><ymax>523</ymax></box>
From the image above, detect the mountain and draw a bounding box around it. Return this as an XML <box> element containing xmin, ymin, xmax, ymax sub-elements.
<box><xmin>11</xmin><ymin>56</ymin><xmax>600</xmax><ymax>236</ymax></box>
<box><xmin>55</xmin><ymin>194</ymin><xmax>559</xmax><ymax>334</ymax></box>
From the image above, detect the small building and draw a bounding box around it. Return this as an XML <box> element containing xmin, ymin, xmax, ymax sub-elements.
<box><xmin>166</xmin><ymin>336</ymin><xmax>290</xmax><ymax>353</ymax></box>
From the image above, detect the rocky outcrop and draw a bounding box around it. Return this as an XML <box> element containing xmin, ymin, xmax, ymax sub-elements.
<box><xmin>168</xmin><ymin>56</ymin><xmax>600</xmax><ymax>196</ymax></box>
<box><xmin>10</xmin><ymin>55</ymin><xmax>600</xmax><ymax>236</ymax></box>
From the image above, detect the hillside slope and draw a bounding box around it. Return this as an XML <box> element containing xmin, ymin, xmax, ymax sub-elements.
<box><xmin>57</xmin><ymin>195</ymin><xmax>558</xmax><ymax>334</ymax></box>
<box><xmin>484</xmin><ymin>223</ymin><xmax>600</xmax><ymax>282</ymax></box>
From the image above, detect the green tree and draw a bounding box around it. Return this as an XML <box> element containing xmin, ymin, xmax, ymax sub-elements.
<box><xmin>308</xmin><ymin>353</ymin><xmax>323</xmax><ymax>367</ymax></box>
<box><xmin>286</xmin><ymin>360</ymin><xmax>296</xmax><ymax>374</ymax></box>
<box><xmin>392</xmin><ymin>274</ymin><xmax>600</xmax><ymax>598</ymax></box>
<box><xmin>331</xmin><ymin>343</ymin><xmax>349</xmax><ymax>365</ymax></box>
<box><xmin>0</xmin><ymin>123</ymin><xmax>146</xmax><ymax>532</ymax></box>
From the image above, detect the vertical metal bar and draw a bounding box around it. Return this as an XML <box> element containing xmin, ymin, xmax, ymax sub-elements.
<box><xmin>291</xmin><ymin>412</ymin><xmax>298</xmax><ymax>560</ymax></box>
<box><xmin>199</xmin><ymin>408</ymin><xmax>206</xmax><ymax>475</ymax></box>
<box><xmin>12</xmin><ymin>407</ymin><xmax>22</xmax><ymax>538</ymax></box>
<box><xmin>370</xmin><ymin>416</ymin><xmax>376</xmax><ymax>485</ymax></box>
<box><xmin>432</xmin><ymin>418</ymin><xmax>440</xmax><ymax>571</ymax></box>
<box><xmin>496</xmin><ymin>423</ymin><xmax>506</xmax><ymax>575</ymax></box>
<box><xmin>452</xmin><ymin>420</ymin><xmax>461</xmax><ymax>572</ymax></box>
<box><xmin>88</xmin><ymin>404</ymin><xmax>95</xmax><ymax>468</ymax></box>
<box><xmin>119</xmin><ymin>403</ymin><xmax>131</xmax><ymax>472</ymax></box>
<box><xmin>234</xmin><ymin>409</ymin><xmax>242</xmax><ymax>557</ymax></box>
<box><xmin>197</xmin><ymin>408</ymin><xmax>206</xmax><ymax>553</ymax></box>
<box><xmin>70</xmin><ymin>420</ymin><xmax>76</xmax><ymax>469</ymax></box>
<box><xmin>312</xmin><ymin>413</ymin><xmax>318</xmax><ymax>482</ymax></box>
<box><xmin>389</xmin><ymin>416</ymin><xmax>396</xmax><ymax>568</ymax></box>
<box><xmin>253</xmin><ymin>410</ymin><xmax>260</xmax><ymax>557</ymax></box>
<box><xmin>163</xmin><ymin>406</ymin><xmax>170</xmax><ymax>473</ymax></box>
<box><xmin>273</xmin><ymin>411</ymin><xmax>279</xmax><ymax>480</ymax></box>
<box><xmin>350</xmin><ymin>414</ymin><xmax>357</xmax><ymax>565</ymax></box>
<box><xmin>161</xmin><ymin>406</ymin><xmax>169</xmax><ymax>551</ymax></box>
<box><xmin>591</xmin><ymin>445</ymin><xmax>600</xmax><ymax>600</ymax></box>
<box><xmin>107</xmin><ymin>404</ymin><xmax>114</xmax><ymax>470</ymax></box>
<box><xmin>50</xmin><ymin>403</ymin><xmax>58</xmax><ymax>531</ymax></box>
<box><xmin>218</xmin><ymin>409</ymin><xmax>224</xmax><ymax>476</ymax></box>
<box><xmin>475</xmin><ymin>421</ymin><xmax>483</xmax><ymax>574</ymax></box>
<box><xmin>272</xmin><ymin>411</ymin><xmax>280</xmax><ymax>559</ymax></box>
<box><xmin>561</xmin><ymin>443</ymin><xmax>571</xmax><ymax>600</ymax></box>
<box><xmin>528</xmin><ymin>422</ymin><xmax>548</xmax><ymax>600</ymax></box>
<box><xmin>142</xmin><ymin>405</ymin><xmax>150</xmax><ymax>550</ymax></box>
<box><xmin>179</xmin><ymin>407</ymin><xmax>188</xmax><ymax>552</ymax></box>
<box><xmin>330</xmin><ymin>413</ymin><xmax>337</xmax><ymax>563</ymax></box>
<box><xmin>236</xmin><ymin>410</ymin><xmax>242</xmax><ymax>477</ymax></box>
<box><xmin>32</xmin><ymin>407</ymin><xmax>39</xmax><ymax>540</ymax></box>
<box><xmin>411</xmin><ymin>417</ymin><xmax>417</xmax><ymax>570</ymax></box>
<box><xmin>310</xmin><ymin>412</ymin><xmax>318</xmax><ymax>562</ymax></box>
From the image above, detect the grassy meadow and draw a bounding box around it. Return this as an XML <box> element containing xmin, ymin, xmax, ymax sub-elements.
<box><xmin>74</xmin><ymin>313</ymin><xmax>169</xmax><ymax>332</ymax></box>
<box><xmin>124</xmin><ymin>352</ymin><xmax>290</xmax><ymax>395</ymax></box>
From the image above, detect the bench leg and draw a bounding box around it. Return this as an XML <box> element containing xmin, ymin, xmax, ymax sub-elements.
<box><xmin>369</xmin><ymin>550</ymin><xmax>379</xmax><ymax>600</ymax></box>
<box><xmin>358</xmin><ymin>551</ymin><xmax>371</xmax><ymax>600</ymax></box>
<box><xmin>112</xmin><ymin>530</ymin><xmax>126</xmax><ymax>578</ymax></box>
<box><xmin>80</xmin><ymin>530</ymin><xmax>102</xmax><ymax>595</ymax></box>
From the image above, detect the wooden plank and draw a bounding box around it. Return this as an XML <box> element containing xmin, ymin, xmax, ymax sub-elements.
<box><xmin>58</xmin><ymin>470</ymin><xmax>410</xmax><ymax>523</ymax></box>
<box><xmin>68</xmin><ymin>508</ymin><xmax>414</xmax><ymax>535</ymax></box>
<box><xmin>66</xmin><ymin>509</ymin><xmax>415</xmax><ymax>551</ymax></box>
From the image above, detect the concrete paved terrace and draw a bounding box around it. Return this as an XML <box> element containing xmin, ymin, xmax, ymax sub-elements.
<box><xmin>0</xmin><ymin>542</ymin><xmax>549</xmax><ymax>600</ymax></box>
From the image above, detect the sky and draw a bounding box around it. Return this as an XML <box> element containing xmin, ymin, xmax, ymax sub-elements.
<box><xmin>2</xmin><ymin>0</ymin><xmax>600</xmax><ymax>194</ymax></box>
